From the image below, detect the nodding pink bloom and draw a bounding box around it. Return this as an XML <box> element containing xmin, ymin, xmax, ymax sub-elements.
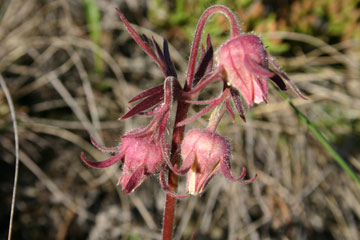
<box><xmin>81</xmin><ymin>78</ymin><xmax>178</xmax><ymax>194</ymax></box>
<box><xmin>216</xmin><ymin>34</ymin><xmax>272</xmax><ymax>107</ymax></box>
<box><xmin>81</xmin><ymin>130</ymin><xmax>165</xmax><ymax>194</ymax></box>
<box><xmin>216</xmin><ymin>34</ymin><xmax>308</xmax><ymax>108</ymax></box>
<box><xmin>176</xmin><ymin>32</ymin><xmax>307</xmax><ymax>126</ymax></box>
<box><xmin>117</xmin><ymin>132</ymin><xmax>164</xmax><ymax>193</ymax></box>
<box><xmin>179</xmin><ymin>129</ymin><xmax>256</xmax><ymax>195</ymax></box>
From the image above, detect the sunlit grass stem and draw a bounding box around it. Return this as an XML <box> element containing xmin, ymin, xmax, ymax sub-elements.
<box><xmin>1</xmin><ymin>74</ymin><xmax>20</xmax><ymax>240</ymax></box>
<box><xmin>276</xmin><ymin>87</ymin><xmax>360</xmax><ymax>185</ymax></box>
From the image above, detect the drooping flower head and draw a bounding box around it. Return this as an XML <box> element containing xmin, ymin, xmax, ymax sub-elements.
<box><xmin>216</xmin><ymin>33</ymin><xmax>308</xmax><ymax>108</ymax></box>
<box><xmin>81</xmin><ymin>78</ymin><xmax>180</xmax><ymax>194</ymax></box>
<box><xmin>176</xmin><ymin>5</ymin><xmax>308</xmax><ymax>127</ymax></box>
<box><xmin>181</xmin><ymin>129</ymin><xmax>228</xmax><ymax>195</ymax></box>
<box><xmin>81</xmin><ymin>130</ymin><xmax>164</xmax><ymax>194</ymax></box>
<box><xmin>216</xmin><ymin>34</ymin><xmax>273</xmax><ymax>107</ymax></box>
<box><xmin>179</xmin><ymin>129</ymin><xmax>256</xmax><ymax>195</ymax></box>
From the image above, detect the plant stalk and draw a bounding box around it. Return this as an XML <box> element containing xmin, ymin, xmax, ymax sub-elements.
<box><xmin>162</xmin><ymin>101</ymin><xmax>190</xmax><ymax>240</ymax></box>
<box><xmin>185</xmin><ymin>5</ymin><xmax>240</xmax><ymax>88</ymax></box>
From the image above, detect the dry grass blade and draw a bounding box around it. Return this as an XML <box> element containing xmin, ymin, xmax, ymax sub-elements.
<box><xmin>130</xmin><ymin>195</ymin><xmax>157</xmax><ymax>230</ymax></box>
<box><xmin>0</xmin><ymin>74</ymin><xmax>19</xmax><ymax>240</ymax></box>
<box><xmin>22</xmin><ymin>119</ymin><xmax>120</xmax><ymax>187</ymax></box>
<box><xmin>68</xmin><ymin>48</ymin><xmax>102</xmax><ymax>139</ymax></box>
<box><xmin>1</xmin><ymin>138</ymin><xmax>91</xmax><ymax>220</ymax></box>
<box><xmin>47</xmin><ymin>72</ymin><xmax>101</xmax><ymax>142</ymax></box>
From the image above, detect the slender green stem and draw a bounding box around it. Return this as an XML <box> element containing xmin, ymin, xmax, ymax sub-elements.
<box><xmin>277</xmin><ymin>88</ymin><xmax>360</xmax><ymax>184</ymax></box>
<box><xmin>83</xmin><ymin>0</ymin><xmax>104</xmax><ymax>74</ymax></box>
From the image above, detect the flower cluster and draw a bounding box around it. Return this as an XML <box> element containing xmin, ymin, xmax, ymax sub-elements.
<box><xmin>81</xmin><ymin>5</ymin><xmax>306</xmax><ymax>197</ymax></box>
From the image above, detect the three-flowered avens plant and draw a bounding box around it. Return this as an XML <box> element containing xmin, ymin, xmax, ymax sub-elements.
<box><xmin>81</xmin><ymin>5</ymin><xmax>307</xmax><ymax>239</ymax></box>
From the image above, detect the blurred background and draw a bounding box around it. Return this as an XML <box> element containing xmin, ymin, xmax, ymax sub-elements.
<box><xmin>1</xmin><ymin>0</ymin><xmax>360</xmax><ymax>239</ymax></box>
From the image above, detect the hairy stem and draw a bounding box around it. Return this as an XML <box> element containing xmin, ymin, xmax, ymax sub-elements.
<box><xmin>186</xmin><ymin>5</ymin><xmax>240</xmax><ymax>89</ymax></box>
<box><xmin>162</xmin><ymin>100</ymin><xmax>190</xmax><ymax>240</ymax></box>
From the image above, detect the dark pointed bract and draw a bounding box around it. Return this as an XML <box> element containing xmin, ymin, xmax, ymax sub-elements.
<box><xmin>193</xmin><ymin>34</ymin><xmax>213</xmax><ymax>86</ymax></box>
<box><xmin>128</xmin><ymin>84</ymin><xmax>164</xmax><ymax>103</ymax></box>
<box><xmin>121</xmin><ymin>92</ymin><xmax>163</xmax><ymax>120</ymax></box>
<box><xmin>270</xmin><ymin>73</ymin><xmax>287</xmax><ymax>91</ymax></box>
<box><xmin>163</xmin><ymin>39</ymin><xmax>177</xmax><ymax>77</ymax></box>
<box><xmin>230</xmin><ymin>87</ymin><xmax>246</xmax><ymax>122</ymax></box>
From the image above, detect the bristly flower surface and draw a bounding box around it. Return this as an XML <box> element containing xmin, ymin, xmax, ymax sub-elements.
<box><xmin>216</xmin><ymin>34</ymin><xmax>308</xmax><ymax>108</ymax></box>
<box><xmin>180</xmin><ymin>129</ymin><xmax>256</xmax><ymax>195</ymax></box>
<box><xmin>82</xmin><ymin>130</ymin><xmax>163</xmax><ymax>194</ymax></box>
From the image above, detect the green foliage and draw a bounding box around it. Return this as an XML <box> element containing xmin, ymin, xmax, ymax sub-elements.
<box><xmin>124</xmin><ymin>232</ymin><xmax>153</xmax><ymax>240</ymax></box>
<box><xmin>148</xmin><ymin>0</ymin><xmax>360</xmax><ymax>53</ymax></box>
<box><xmin>149</xmin><ymin>0</ymin><xmax>233</xmax><ymax>46</ymax></box>
<box><xmin>288</xmin><ymin>0</ymin><xmax>360</xmax><ymax>40</ymax></box>
<box><xmin>83</xmin><ymin>0</ymin><xmax>104</xmax><ymax>74</ymax></box>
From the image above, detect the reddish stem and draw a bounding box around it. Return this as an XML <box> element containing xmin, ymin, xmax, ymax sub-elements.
<box><xmin>162</xmin><ymin>100</ymin><xmax>190</xmax><ymax>240</ymax></box>
<box><xmin>185</xmin><ymin>5</ymin><xmax>241</xmax><ymax>89</ymax></box>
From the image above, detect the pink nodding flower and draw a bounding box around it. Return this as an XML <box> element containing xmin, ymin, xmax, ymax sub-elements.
<box><xmin>175</xmin><ymin>5</ymin><xmax>307</xmax><ymax>126</ymax></box>
<box><xmin>216</xmin><ymin>34</ymin><xmax>272</xmax><ymax>107</ymax></box>
<box><xmin>81</xmin><ymin>78</ymin><xmax>179</xmax><ymax>195</ymax></box>
<box><xmin>216</xmin><ymin>34</ymin><xmax>308</xmax><ymax>108</ymax></box>
<box><xmin>81</xmin><ymin>129</ymin><xmax>166</xmax><ymax>194</ymax></box>
<box><xmin>179</xmin><ymin>129</ymin><xmax>256</xmax><ymax>195</ymax></box>
<box><xmin>118</xmin><ymin>132</ymin><xmax>164</xmax><ymax>193</ymax></box>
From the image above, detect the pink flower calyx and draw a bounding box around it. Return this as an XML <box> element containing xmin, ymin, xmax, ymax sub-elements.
<box><xmin>81</xmin><ymin>129</ymin><xmax>164</xmax><ymax>194</ymax></box>
<box><xmin>216</xmin><ymin>34</ymin><xmax>308</xmax><ymax>108</ymax></box>
<box><xmin>180</xmin><ymin>129</ymin><xmax>256</xmax><ymax>195</ymax></box>
<box><xmin>81</xmin><ymin>78</ymin><xmax>178</xmax><ymax>194</ymax></box>
<box><xmin>216</xmin><ymin>34</ymin><xmax>272</xmax><ymax>107</ymax></box>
